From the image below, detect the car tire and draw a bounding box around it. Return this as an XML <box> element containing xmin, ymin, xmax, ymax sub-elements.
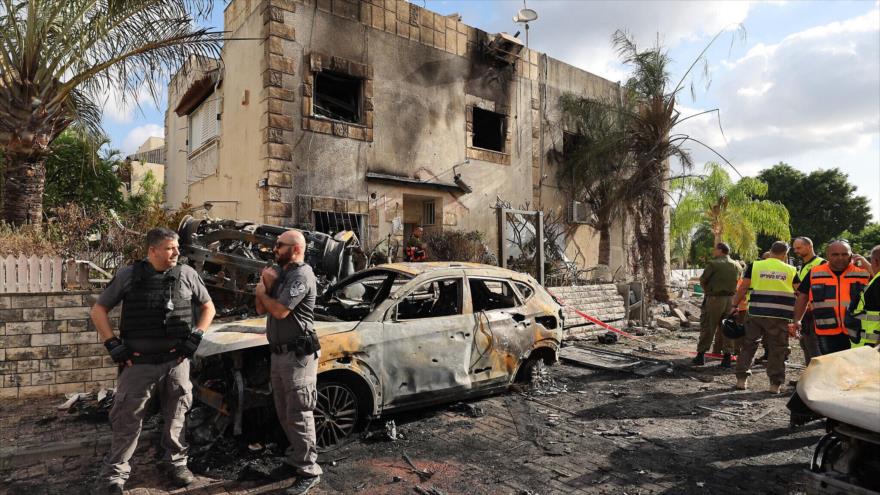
<box><xmin>515</xmin><ymin>356</ymin><xmax>548</xmax><ymax>386</ymax></box>
<box><xmin>315</xmin><ymin>379</ymin><xmax>365</xmax><ymax>451</ymax></box>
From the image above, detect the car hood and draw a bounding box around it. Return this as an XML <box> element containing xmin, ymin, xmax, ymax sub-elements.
<box><xmin>196</xmin><ymin>317</ymin><xmax>358</xmax><ymax>357</ymax></box>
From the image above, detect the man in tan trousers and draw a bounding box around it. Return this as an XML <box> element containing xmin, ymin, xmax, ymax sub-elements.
<box><xmin>693</xmin><ymin>242</ymin><xmax>741</xmax><ymax>367</ymax></box>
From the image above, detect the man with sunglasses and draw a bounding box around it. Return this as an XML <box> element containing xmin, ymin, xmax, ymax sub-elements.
<box><xmin>791</xmin><ymin>240</ymin><xmax>872</xmax><ymax>355</ymax></box>
<box><xmin>255</xmin><ymin>230</ymin><xmax>322</xmax><ymax>495</ymax></box>
<box><xmin>91</xmin><ymin>228</ymin><xmax>215</xmax><ymax>495</ymax></box>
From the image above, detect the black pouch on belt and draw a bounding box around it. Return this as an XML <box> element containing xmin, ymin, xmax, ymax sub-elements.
<box><xmin>293</xmin><ymin>331</ymin><xmax>321</xmax><ymax>356</ymax></box>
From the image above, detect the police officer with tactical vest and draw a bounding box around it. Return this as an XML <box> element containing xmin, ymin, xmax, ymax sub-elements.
<box><xmin>791</xmin><ymin>240</ymin><xmax>872</xmax><ymax>355</ymax></box>
<box><xmin>730</xmin><ymin>241</ymin><xmax>797</xmax><ymax>393</ymax></box>
<box><xmin>792</xmin><ymin>236</ymin><xmax>824</xmax><ymax>364</ymax></box>
<box><xmin>91</xmin><ymin>228</ymin><xmax>215</xmax><ymax>495</ymax></box>
<box><xmin>255</xmin><ymin>229</ymin><xmax>322</xmax><ymax>495</ymax></box>
<box><xmin>846</xmin><ymin>245</ymin><xmax>880</xmax><ymax>348</ymax></box>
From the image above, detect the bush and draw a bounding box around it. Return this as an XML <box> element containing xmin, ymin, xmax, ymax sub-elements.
<box><xmin>423</xmin><ymin>230</ymin><xmax>489</xmax><ymax>263</ymax></box>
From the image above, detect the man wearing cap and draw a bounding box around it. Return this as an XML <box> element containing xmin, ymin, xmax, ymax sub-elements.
<box><xmin>693</xmin><ymin>242</ymin><xmax>741</xmax><ymax>367</ymax></box>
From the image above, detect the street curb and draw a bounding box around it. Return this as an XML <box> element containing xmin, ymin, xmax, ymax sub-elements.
<box><xmin>0</xmin><ymin>431</ymin><xmax>159</xmax><ymax>470</ymax></box>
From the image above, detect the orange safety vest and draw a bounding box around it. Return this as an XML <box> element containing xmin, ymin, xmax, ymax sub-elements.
<box><xmin>808</xmin><ymin>263</ymin><xmax>872</xmax><ymax>336</ymax></box>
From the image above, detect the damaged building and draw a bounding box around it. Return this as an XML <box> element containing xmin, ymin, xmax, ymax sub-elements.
<box><xmin>164</xmin><ymin>0</ymin><xmax>630</xmax><ymax>274</ymax></box>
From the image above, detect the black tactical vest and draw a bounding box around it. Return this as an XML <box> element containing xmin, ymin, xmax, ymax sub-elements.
<box><xmin>120</xmin><ymin>261</ymin><xmax>192</xmax><ymax>343</ymax></box>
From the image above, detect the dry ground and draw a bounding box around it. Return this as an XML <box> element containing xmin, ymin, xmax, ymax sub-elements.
<box><xmin>0</xmin><ymin>328</ymin><xmax>822</xmax><ymax>495</ymax></box>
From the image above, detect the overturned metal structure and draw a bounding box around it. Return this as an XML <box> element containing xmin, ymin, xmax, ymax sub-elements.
<box><xmin>177</xmin><ymin>216</ymin><xmax>359</xmax><ymax>315</ymax></box>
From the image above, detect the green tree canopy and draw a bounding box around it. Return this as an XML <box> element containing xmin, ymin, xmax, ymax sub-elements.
<box><xmin>0</xmin><ymin>1</ymin><xmax>221</xmax><ymax>225</ymax></box>
<box><xmin>838</xmin><ymin>223</ymin><xmax>880</xmax><ymax>256</ymax></box>
<box><xmin>42</xmin><ymin>131</ymin><xmax>125</xmax><ymax>211</ymax></box>
<box><xmin>757</xmin><ymin>163</ymin><xmax>872</xmax><ymax>249</ymax></box>
<box><xmin>672</xmin><ymin>162</ymin><xmax>790</xmax><ymax>262</ymax></box>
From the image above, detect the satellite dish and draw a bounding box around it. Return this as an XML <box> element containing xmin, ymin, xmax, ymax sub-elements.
<box><xmin>513</xmin><ymin>8</ymin><xmax>538</xmax><ymax>23</ymax></box>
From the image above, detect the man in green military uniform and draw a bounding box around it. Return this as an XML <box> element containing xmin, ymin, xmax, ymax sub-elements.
<box><xmin>693</xmin><ymin>242</ymin><xmax>741</xmax><ymax>367</ymax></box>
<box><xmin>731</xmin><ymin>241</ymin><xmax>797</xmax><ymax>393</ymax></box>
<box><xmin>847</xmin><ymin>245</ymin><xmax>880</xmax><ymax>348</ymax></box>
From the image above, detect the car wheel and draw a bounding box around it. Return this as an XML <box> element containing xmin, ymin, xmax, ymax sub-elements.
<box><xmin>315</xmin><ymin>380</ymin><xmax>362</xmax><ymax>450</ymax></box>
<box><xmin>515</xmin><ymin>356</ymin><xmax>548</xmax><ymax>386</ymax></box>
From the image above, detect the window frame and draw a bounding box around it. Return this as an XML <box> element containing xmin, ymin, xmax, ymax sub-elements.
<box><xmin>387</xmin><ymin>276</ymin><xmax>464</xmax><ymax>322</ymax></box>
<box><xmin>467</xmin><ymin>277</ymin><xmax>523</xmax><ymax>312</ymax></box>
<box><xmin>187</xmin><ymin>95</ymin><xmax>220</xmax><ymax>155</ymax></box>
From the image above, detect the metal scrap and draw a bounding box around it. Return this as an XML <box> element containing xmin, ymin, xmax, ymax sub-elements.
<box><xmin>403</xmin><ymin>452</ymin><xmax>434</xmax><ymax>482</ymax></box>
<box><xmin>559</xmin><ymin>345</ymin><xmax>672</xmax><ymax>376</ymax></box>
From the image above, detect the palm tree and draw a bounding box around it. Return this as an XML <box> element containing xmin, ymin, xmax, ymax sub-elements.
<box><xmin>672</xmin><ymin>162</ymin><xmax>790</xmax><ymax>261</ymax></box>
<box><xmin>556</xmin><ymin>92</ymin><xmax>631</xmax><ymax>266</ymax></box>
<box><xmin>0</xmin><ymin>1</ymin><xmax>222</xmax><ymax>226</ymax></box>
<box><xmin>613</xmin><ymin>28</ymin><xmax>744</xmax><ymax>301</ymax></box>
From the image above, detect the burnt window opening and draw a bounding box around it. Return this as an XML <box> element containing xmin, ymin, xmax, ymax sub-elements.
<box><xmin>396</xmin><ymin>278</ymin><xmax>463</xmax><ymax>320</ymax></box>
<box><xmin>314</xmin><ymin>71</ymin><xmax>362</xmax><ymax>124</ymax></box>
<box><xmin>313</xmin><ymin>211</ymin><xmax>365</xmax><ymax>240</ymax></box>
<box><xmin>563</xmin><ymin>131</ymin><xmax>584</xmax><ymax>156</ymax></box>
<box><xmin>472</xmin><ymin>107</ymin><xmax>506</xmax><ymax>152</ymax></box>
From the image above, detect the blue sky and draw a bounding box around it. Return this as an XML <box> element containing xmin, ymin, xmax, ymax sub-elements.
<box><xmin>102</xmin><ymin>0</ymin><xmax>880</xmax><ymax>221</ymax></box>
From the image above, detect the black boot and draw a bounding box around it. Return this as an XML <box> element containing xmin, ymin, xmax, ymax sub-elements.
<box><xmin>691</xmin><ymin>352</ymin><xmax>705</xmax><ymax>365</ymax></box>
<box><xmin>719</xmin><ymin>353</ymin><xmax>732</xmax><ymax>368</ymax></box>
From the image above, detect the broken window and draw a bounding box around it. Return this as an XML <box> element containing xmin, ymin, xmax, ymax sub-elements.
<box><xmin>395</xmin><ymin>278</ymin><xmax>462</xmax><ymax>320</ymax></box>
<box><xmin>472</xmin><ymin>107</ymin><xmax>506</xmax><ymax>152</ymax></box>
<box><xmin>313</xmin><ymin>211</ymin><xmax>366</xmax><ymax>241</ymax></box>
<box><xmin>513</xmin><ymin>281</ymin><xmax>534</xmax><ymax>301</ymax></box>
<box><xmin>469</xmin><ymin>278</ymin><xmax>520</xmax><ymax>312</ymax></box>
<box><xmin>314</xmin><ymin>71</ymin><xmax>362</xmax><ymax>124</ymax></box>
<box><xmin>319</xmin><ymin>270</ymin><xmax>412</xmax><ymax>322</ymax></box>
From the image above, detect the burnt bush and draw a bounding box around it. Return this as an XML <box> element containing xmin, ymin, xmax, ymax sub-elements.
<box><xmin>423</xmin><ymin>229</ymin><xmax>489</xmax><ymax>263</ymax></box>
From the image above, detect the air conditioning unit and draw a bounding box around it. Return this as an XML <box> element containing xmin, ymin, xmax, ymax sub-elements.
<box><xmin>567</xmin><ymin>200</ymin><xmax>593</xmax><ymax>224</ymax></box>
<box><xmin>486</xmin><ymin>32</ymin><xmax>524</xmax><ymax>65</ymax></box>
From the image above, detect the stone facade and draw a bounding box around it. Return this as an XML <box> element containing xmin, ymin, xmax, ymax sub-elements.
<box><xmin>549</xmin><ymin>284</ymin><xmax>627</xmax><ymax>334</ymax></box>
<box><xmin>0</xmin><ymin>292</ymin><xmax>117</xmax><ymax>398</ymax></box>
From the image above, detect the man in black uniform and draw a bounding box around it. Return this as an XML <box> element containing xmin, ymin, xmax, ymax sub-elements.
<box><xmin>91</xmin><ymin>228</ymin><xmax>215</xmax><ymax>495</ymax></box>
<box><xmin>255</xmin><ymin>229</ymin><xmax>322</xmax><ymax>495</ymax></box>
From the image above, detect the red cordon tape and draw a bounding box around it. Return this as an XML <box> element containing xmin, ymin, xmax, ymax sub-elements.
<box><xmin>548</xmin><ymin>289</ymin><xmax>736</xmax><ymax>361</ymax></box>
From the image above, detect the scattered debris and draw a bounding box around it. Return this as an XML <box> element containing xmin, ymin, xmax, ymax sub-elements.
<box><xmin>449</xmin><ymin>402</ymin><xmax>485</xmax><ymax>418</ymax></box>
<box><xmin>413</xmin><ymin>486</ymin><xmax>445</xmax><ymax>495</ymax></box>
<box><xmin>559</xmin><ymin>345</ymin><xmax>672</xmax><ymax>377</ymax></box>
<box><xmin>655</xmin><ymin>316</ymin><xmax>681</xmax><ymax>330</ymax></box>
<box><xmin>592</xmin><ymin>427</ymin><xmax>641</xmax><ymax>437</ymax></box>
<box><xmin>597</xmin><ymin>332</ymin><xmax>619</xmax><ymax>344</ymax></box>
<box><xmin>364</xmin><ymin>420</ymin><xmax>400</xmax><ymax>441</ymax></box>
<box><xmin>696</xmin><ymin>405</ymin><xmax>748</xmax><ymax>418</ymax></box>
<box><xmin>403</xmin><ymin>452</ymin><xmax>434</xmax><ymax>482</ymax></box>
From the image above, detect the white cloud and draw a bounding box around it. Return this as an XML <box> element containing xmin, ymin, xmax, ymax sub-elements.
<box><xmin>101</xmin><ymin>83</ymin><xmax>164</xmax><ymax>124</ymax></box>
<box><xmin>121</xmin><ymin>124</ymin><xmax>164</xmax><ymax>155</ymax></box>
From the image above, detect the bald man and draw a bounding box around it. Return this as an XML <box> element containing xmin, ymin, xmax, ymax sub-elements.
<box><xmin>255</xmin><ymin>230</ymin><xmax>322</xmax><ymax>494</ymax></box>
<box><xmin>792</xmin><ymin>240</ymin><xmax>871</xmax><ymax>356</ymax></box>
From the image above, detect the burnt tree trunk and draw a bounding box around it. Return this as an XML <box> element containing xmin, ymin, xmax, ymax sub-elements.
<box><xmin>598</xmin><ymin>223</ymin><xmax>612</xmax><ymax>266</ymax></box>
<box><xmin>2</xmin><ymin>152</ymin><xmax>47</xmax><ymax>226</ymax></box>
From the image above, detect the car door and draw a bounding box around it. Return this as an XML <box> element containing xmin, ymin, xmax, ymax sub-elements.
<box><xmin>467</xmin><ymin>277</ymin><xmax>530</xmax><ymax>386</ymax></box>
<box><xmin>380</xmin><ymin>274</ymin><xmax>474</xmax><ymax>408</ymax></box>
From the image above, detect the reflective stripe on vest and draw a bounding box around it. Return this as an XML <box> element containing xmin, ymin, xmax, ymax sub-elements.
<box><xmin>798</xmin><ymin>256</ymin><xmax>825</xmax><ymax>282</ymax></box>
<box><xmin>848</xmin><ymin>272</ymin><xmax>880</xmax><ymax>348</ymax></box>
<box><xmin>747</xmin><ymin>258</ymin><xmax>797</xmax><ymax>320</ymax></box>
<box><xmin>808</xmin><ymin>264</ymin><xmax>871</xmax><ymax>336</ymax></box>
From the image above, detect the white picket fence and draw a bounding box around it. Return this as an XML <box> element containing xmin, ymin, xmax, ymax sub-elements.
<box><xmin>0</xmin><ymin>255</ymin><xmax>64</xmax><ymax>293</ymax></box>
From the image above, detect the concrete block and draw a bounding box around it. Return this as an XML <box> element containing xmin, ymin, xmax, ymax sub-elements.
<box><xmin>0</xmin><ymin>360</ymin><xmax>17</xmax><ymax>373</ymax></box>
<box><xmin>0</xmin><ymin>335</ymin><xmax>31</xmax><ymax>347</ymax></box>
<box><xmin>10</xmin><ymin>295</ymin><xmax>47</xmax><ymax>309</ymax></box>
<box><xmin>91</xmin><ymin>367</ymin><xmax>118</xmax><ymax>381</ymax></box>
<box><xmin>672</xmin><ymin>308</ymin><xmax>688</xmax><ymax>323</ymax></box>
<box><xmin>56</xmin><ymin>369</ymin><xmax>91</xmax><ymax>384</ymax></box>
<box><xmin>5</xmin><ymin>347</ymin><xmax>48</xmax><ymax>360</ymax></box>
<box><xmin>47</xmin><ymin>295</ymin><xmax>82</xmax><ymax>307</ymax></box>
<box><xmin>40</xmin><ymin>358</ymin><xmax>72</xmax><ymax>372</ymax></box>
<box><xmin>47</xmin><ymin>345</ymin><xmax>77</xmax><ymax>359</ymax></box>
<box><xmin>53</xmin><ymin>307</ymin><xmax>91</xmax><ymax>320</ymax></box>
<box><xmin>18</xmin><ymin>385</ymin><xmax>50</xmax><ymax>397</ymax></box>
<box><xmin>43</xmin><ymin>320</ymin><xmax>68</xmax><ymax>333</ymax></box>
<box><xmin>61</xmin><ymin>332</ymin><xmax>97</xmax><ymax>345</ymax></box>
<box><xmin>0</xmin><ymin>296</ymin><xmax>9</xmax><ymax>309</ymax></box>
<box><xmin>51</xmin><ymin>382</ymin><xmax>86</xmax><ymax>396</ymax></box>
<box><xmin>16</xmin><ymin>360</ymin><xmax>40</xmax><ymax>373</ymax></box>
<box><xmin>656</xmin><ymin>316</ymin><xmax>681</xmax><ymax>330</ymax></box>
<box><xmin>0</xmin><ymin>387</ymin><xmax>17</xmax><ymax>399</ymax></box>
<box><xmin>4</xmin><ymin>373</ymin><xmax>29</xmax><ymax>387</ymax></box>
<box><xmin>22</xmin><ymin>308</ymin><xmax>51</xmax><ymax>320</ymax></box>
<box><xmin>5</xmin><ymin>321</ymin><xmax>42</xmax><ymax>335</ymax></box>
<box><xmin>31</xmin><ymin>333</ymin><xmax>61</xmax><ymax>346</ymax></box>
<box><xmin>30</xmin><ymin>372</ymin><xmax>55</xmax><ymax>386</ymax></box>
<box><xmin>76</xmin><ymin>343</ymin><xmax>105</xmax><ymax>357</ymax></box>
<box><xmin>73</xmin><ymin>356</ymin><xmax>103</xmax><ymax>369</ymax></box>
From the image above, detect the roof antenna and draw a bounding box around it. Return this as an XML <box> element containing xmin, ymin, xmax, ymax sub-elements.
<box><xmin>512</xmin><ymin>0</ymin><xmax>538</xmax><ymax>48</ymax></box>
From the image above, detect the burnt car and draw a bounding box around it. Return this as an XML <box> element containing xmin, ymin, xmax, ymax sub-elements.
<box><xmin>194</xmin><ymin>262</ymin><xmax>564</xmax><ymax>448</ymax></box>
